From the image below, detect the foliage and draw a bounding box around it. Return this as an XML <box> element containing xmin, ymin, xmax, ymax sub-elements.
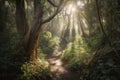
<box><xmin>87</xmin><ymin>31</ymin><xmax>102</xmax><ymax>51</ymax></box>
<box><xmin>0</xmin><ymin>32</ymin><xmax>22</xmax><ymax>80</ymax></box>
<box><xmin>21</xmin><ymin>59</ymin><xmax>52</xmax><ymax>80</ymax></box>
<box><xmin>0</xmin><ymin>1</ymin><xmax>21</xmax><ymax>79</ymax></box>
<box><xmin>61</xmin><ymin>35</ymin><xmax>92</xmax><ymax>71</ymax></box>
<box><xmin>81</xmin><ymin>54</ymin><xmax>120</xmax><ymax>80</ymax></box>
<box><xmin>40</xmin><ymin>31</ymin><xmax>60</xmax><ymax>54</ymax></box>
<box><xmin>0</xmin><ymin>31</ymin><xmax>52</xmax><ymax>80</ymax></box>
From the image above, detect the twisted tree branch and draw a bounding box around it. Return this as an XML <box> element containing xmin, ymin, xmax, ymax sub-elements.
<box><xmin>42</xmin><ymin>0</ymin><xmax>67</xmax><ymax>24</ymax></box>
<box><xmin>47</xmin><ymin>0</ymin><xmax>58</xmax><ymax>7</ymax></box>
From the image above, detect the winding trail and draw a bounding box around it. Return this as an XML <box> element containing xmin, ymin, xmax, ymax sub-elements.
<box><xmin>47</xmin><ymin>47</ymin><xmax>80</xmax><ymax>80</ymax></box>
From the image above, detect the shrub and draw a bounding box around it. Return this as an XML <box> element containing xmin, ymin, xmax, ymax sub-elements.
<box><xmin>61</xmin><ymin>36</ymin><xmax>92</xmax><ymax>71</ymax></box>
<box><xmin>21</xmin><ymin>59</ymin><xmax>52</xmax><ymax>80</ymax></box>
<box><xmin>40</xmin><ymin>31</ymin><xmax>60</xmax><ymax>54</ymax></box>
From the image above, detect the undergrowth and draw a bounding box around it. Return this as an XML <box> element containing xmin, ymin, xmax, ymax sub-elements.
<box><xmin>61</xmin><ymin>36</ymin><xmax>92</xmax><ymax>72</ymax></box>
<box><xmin>21</xmin><ymin>58</ymin><xmax>52</xmax><ymax>80</ymax></box>
<box><xmin>40</xmin><ymin>31</ymin><xmax>60</xmax><ymax>54</ymax></box>
<box><xmin>80</xmin><ymin>42</ymin><xmax>120</xmax><ymax>80</ymax></box>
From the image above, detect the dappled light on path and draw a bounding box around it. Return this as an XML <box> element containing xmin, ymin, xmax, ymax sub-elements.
<box><xmin>47</xmin><ymin>47</ymin><xmax>79</xmax><ymax>80</ymax></box>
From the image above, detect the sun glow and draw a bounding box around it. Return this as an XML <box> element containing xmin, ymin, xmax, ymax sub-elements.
<box><xmin>77</xmin><ymin>0</ymin><xmax>84</xmax><ymax>8</ymax></box>
<box><xmin>50</xmin><ymin>0</ymin><xmax>88</xmax><ymax>42</ymax></box>
<box><xmin>66</xmin><ymin>4</ymin><xmax>76</xmax><ymax>15</ymax></box>
<box><xmin>66</xmin><ymin>0</ymin><xmax>84</xmax><ymax>15</ymax></box>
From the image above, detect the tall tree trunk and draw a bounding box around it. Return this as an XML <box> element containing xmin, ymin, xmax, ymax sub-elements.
<box><xmin>15</xmin><ymin>0</ymin><xmax>29</xmax><ymax>35</ymax></box>
<box><xmin>0</xmin><ymin>0</ymin><xmax>5</xmax><ymax>32</ymax></box>
<box><xmin>15</xmin><ymin>0</ymin><xmax>43</xmax><ymax>61</ymax></box>
<box><xmin>22</xmin><ymin>0</ymin><xmax>44</xmax><ymax>61</ymax></box>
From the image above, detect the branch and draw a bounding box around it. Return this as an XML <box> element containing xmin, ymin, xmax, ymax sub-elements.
<box><xmin>42</xmin><ymin>10</ymin><xmax>59</xmax><ymax>24</ymax></box>
<box><xmin>47</xmin><ymin>0</ymin><xmax>58</xmax><ymax>7</ymax></box>
<box><xmin>42</xmin><ymin>0</ymin><xmax>67</xmax><ymax>24</ymax></box>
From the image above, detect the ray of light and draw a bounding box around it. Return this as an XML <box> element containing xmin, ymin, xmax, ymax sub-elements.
<box><xmin>82</xmin><ymin>19</ymin><xmax>89</xmax><ymax>35</ymax></box>
<box><xmin>59</xmin><ymin>18</ymin><xmax>64</xmax><ymax>35</ymax></box>
<box><xmin>47</xmin><ymin>0</ymin><xmax>87</xmax><ymax>44</ymax></box>
<box><xmin>77</xmin><ymin>0</ymin><xmax>85</xmax><ymax>8</ymax></box>
<box><xmin>74</xmin><ymin>22</ymin><xmax>79</xmax><ymax>36</ymax></box>
<box><xmin>66</xmin><ymin>4</ymin><xmax>76</xmax><ymax>15</ymax></box>
<box><xmin>59</xmin><ymin>15</ymin><xmax>69</xmax><ymax>40</ymax></box>
<box><xmin>69</xmin><ymin>15</ymin><xmax>74</xmax><ymax>41</ymax></box>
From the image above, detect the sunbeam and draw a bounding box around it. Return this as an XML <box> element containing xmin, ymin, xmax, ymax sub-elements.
<box><xmin>77</xmin><ymin>0</ymin><xmax>84</xmax><ymax>8</ymax></box>
<box><xmin>46</xmin><ymin>0</ymin><xmax>87</xmax><ymax>43</ymax></box>
<box><xmin>66</xmin><ymin>4</ymin><xmax>77</xmax><ymax>15</ymax></box>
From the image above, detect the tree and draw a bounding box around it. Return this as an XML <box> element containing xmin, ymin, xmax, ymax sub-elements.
<box><xmin>15</xmin><ymin>0</ymin><xmax>67</xmax><ymax>62</ymax></box>
<box><xmin>15</xmin><ymin>0</ymin><xmax>29</xmax><ymax>35</ymax></box>
<box><xmin>0</xmin><ymin>0</ymin><xmax>6</xmax><ymax>32</ymax></box>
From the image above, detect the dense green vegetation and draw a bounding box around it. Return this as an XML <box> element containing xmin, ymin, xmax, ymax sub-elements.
<box><xmin>40</xmin><ymin>31</ymin><xmax>60</xmax><ymax>54</ymax></box>
<box><xmin>0</xmin><ymin>0</ymin><xmax>120</xmax><ymax>80</ymax></box>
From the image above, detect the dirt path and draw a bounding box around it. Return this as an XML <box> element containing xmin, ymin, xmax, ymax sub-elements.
<box><xmin>47</xmin><ymin>47</ymin><xmax>80</xmax><ymax>80</ymax></box>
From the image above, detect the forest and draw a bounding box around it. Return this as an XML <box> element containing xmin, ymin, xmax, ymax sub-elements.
<box><xmin>0</xmin><ymin>0</ymin><xmax>120</xmax><ymax>80</ymax></box>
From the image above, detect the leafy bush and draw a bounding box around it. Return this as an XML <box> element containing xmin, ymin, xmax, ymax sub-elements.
<box><xmin>0</xmin><ymin>32</ymin><xmax>22</xmax><ymax>80</ymax></box>
<box><xmin>40</xmin><ymin>31</ymin><xmax>60</xmax><ymax>54</ymax></box>
<box><xmin>21</xmin><ymin>59</ymin><xmax>52</xmax><ymax>80</ymax></box>
<box><xmin>61</xmin><ymin>36</ymin><xmax>92</xmax><ymax>71</ymax></box>
<box><xmin>81</xmin><ymin>59</ymin><xmax>120</xmax><ymax>80</ymax></box>
<box><xmin>0</xmin><ymin>31</ymin><xmax>52</xmax><ymax>80</ymax></box>
<box><xmin>87</xmin><ymin>31</ymin><xmax>102</xmax><ymax>51</ymax></box>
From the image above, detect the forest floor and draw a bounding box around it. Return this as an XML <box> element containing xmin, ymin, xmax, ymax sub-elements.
<box><xmin>47</xmin><ymin>47</ymin><xmax>80</xmax><ymax>80</ymax></box>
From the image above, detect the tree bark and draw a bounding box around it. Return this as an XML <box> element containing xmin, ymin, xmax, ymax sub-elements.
<box><xmin>21</xmin><ymin>0</ymin><xmax>44</xmax><ymax>61</ymax></box>
<box><xmin>15</xmin><ymin>0</ymin><xmax>29</xmax><ymax>35</ymax></box>
<box><xmin>0</xmin><ymin>0</ymin><xmax>5</xmax><ymax>32</ymax></box>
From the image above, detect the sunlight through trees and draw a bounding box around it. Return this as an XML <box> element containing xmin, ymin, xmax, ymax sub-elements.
<box><xmin>0</xmin><ymin>0</ymin><xmax>120</xmax><ymax>80</ymax></box>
